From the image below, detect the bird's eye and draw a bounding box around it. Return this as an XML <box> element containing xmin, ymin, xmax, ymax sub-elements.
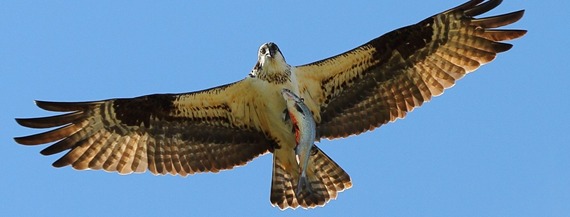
<box><xmin>260</xmin><ymin>47</ymin><xmax>267</xmax><ymax>55</ymax></box>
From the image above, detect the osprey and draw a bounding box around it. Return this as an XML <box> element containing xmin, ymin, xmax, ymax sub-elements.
<box><xmin>14</xmin><ymin>0</ymin><xmax>525</xmax><ymax>210</ymax></box>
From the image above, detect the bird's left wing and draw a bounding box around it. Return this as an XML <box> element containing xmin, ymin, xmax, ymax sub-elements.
<box><xmin>295</xmin><ymin>0</ymin><xmax>526</xmax><ymax>139</ymax></box>
<box><xmin>15</xmin><ymin>79</ymin><xmax>274</xmax><ymax>176</ymax></box>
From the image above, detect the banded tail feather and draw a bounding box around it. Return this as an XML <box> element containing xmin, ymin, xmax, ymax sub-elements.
<box><xmin>270</xmin><ymin>145</ymin><xmax>351</xmax><ymax>209</ymax></box>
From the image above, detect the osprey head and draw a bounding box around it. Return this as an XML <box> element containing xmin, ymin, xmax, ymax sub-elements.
<box><xmin>250</xmin><ymin>42</ymin><xmax>291</xmax><ymax>82</ymax></box>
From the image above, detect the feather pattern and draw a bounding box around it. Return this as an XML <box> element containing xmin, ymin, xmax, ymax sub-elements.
<box><xmin>295</xmin><ymin>0</ymin><xmax>526</xmax><ymax>139</ymax></box>
<box><xmin>15</xmin><ymin>80</ymin><xmax>273</xmax><ymax>175</ymax></box>
<box><xmin>270</xmin><ymin>145</ymin><xmax>351</xmax><ymax>209</ymax></box>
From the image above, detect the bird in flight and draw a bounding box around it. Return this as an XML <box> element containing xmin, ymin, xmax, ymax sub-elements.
<box><xmin>14</xmin><ymin>0</ymin><xmax>525</xmax><ymax>210</ymax></box>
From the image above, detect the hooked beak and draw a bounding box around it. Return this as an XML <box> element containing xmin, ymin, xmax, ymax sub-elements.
<box><xmin>266</xmin><ymin>42</ymin><xmax>279</xmax><ymax>59</ymax></box>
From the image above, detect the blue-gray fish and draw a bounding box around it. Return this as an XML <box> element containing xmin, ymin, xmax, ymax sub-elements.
<box><xmin>281</xmin><ymin>88</ymin><xmax>316</xmax><ymax>196</ymax></box>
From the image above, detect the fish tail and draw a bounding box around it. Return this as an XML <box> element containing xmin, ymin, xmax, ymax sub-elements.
<box><xmin>295</xmin><ymin>173</ymin><xmax>312</xmax><ymax>197</ymax></box>
<box><xmin>269</xmin><ymin>145</ymin><xmax>352</xmax><ymax>209</ymax></box>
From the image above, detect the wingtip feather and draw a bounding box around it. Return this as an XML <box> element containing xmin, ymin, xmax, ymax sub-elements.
<box><xmin>39</xmin><ymin>138</ymin><xmax>76</xmax><ymax>155</ymax></box>
<box><xmin>35</xmin><ymin>100</ymin><xmax>101</xmax><ymax>112</ymax></box>
<box><xmin>15</xmin><ymin>111</ymin><xmax>84</xmax><ymax>129</ymax></box>
<box><xmin>492</xmin><ymin>42</ymin><xmax>513</xmax><ymax>53</ymax></box>
<box><xmin>445</xmin><ymin>0</ymin><xmax>485</xmax><ymax>14</ymax></box>
<box><xmin>15</xmin><ymin>118</ymin><xmax>34</xmax><ymax>128</ymax></box>
<box><xmin>479</xmin><ymin>29</ymin><xmax>527</xmax><ymax>41</ymax></box>
<box><xmin>52</xmin><ymin>157</ymin><xmax>71</xmax><ymax>168</ymax></box>
<box><xmin>471</xmin><ymin>10</ymin><xmax>525</xmax><ymax>28</ymax></box>
<box><xmin>14</xmin><ymin>124</ymin><xmax>80</xmax><ymax>145</ymax></box>
<box><xmin>13</xmin><ymin>136</ymin><xmax>32</xmax><ymax>146</ymax></box>
<box><xmin>464</xmin><ymin>0</ymin><xmax>502</xmax><ymax>17</ymax></box>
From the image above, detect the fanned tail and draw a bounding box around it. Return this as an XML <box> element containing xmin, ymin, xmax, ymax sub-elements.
<box><xmin>270</xmin><ymin>145</ymin><xmax>351</xmax><ymax>209</ymax></box>
<box><xmin>309</xmin><ymin>145</ymin><xmax>352</xmax><ymax>198</ymax></box>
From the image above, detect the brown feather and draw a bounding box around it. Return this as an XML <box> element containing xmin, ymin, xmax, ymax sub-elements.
<box><xmin>444</xmin><ymin>0</ymin><xmax>484</xmax><ymax>13</ymax></box>
<box><xmin>464</xmin><ymin>0</ymin><xmax>502</xmax><ymax>16</ymax></box>
<box><xmin>87</xmin><ymin>132</ymin><xmax>117</xmax><ymax>170</ymax></box>
<box><xmin>15</xmin><ymin>111</ymin><xmax>84</xmax><ymax>129</ymax></box>
<box><xmin>36</xmin><ymin>100</ymin><xmax>98</xmax><ymax>112</ymax></box>
<box><xmin>72</xmin><ymin>133</ymin><xmax>105</xmax><ymax>170</ymax></box>
<box><xmin>116</xmin><ymin>134</ymin><xmax>140</xmax><ymax>174</ymax></box>
<box><xmin>478</xmin><ymin>30</ymin><xmax>527</xmax><ymax>42</ymax></box>
<box><xmin>15</xmin><ymin>122</ymin><xmax>86</xmax><ymax>145</ymax></box>
<box><xmin>471</xmin><ymin>10</ymin><xmax>525</xmax><ymax>28</ymax></box>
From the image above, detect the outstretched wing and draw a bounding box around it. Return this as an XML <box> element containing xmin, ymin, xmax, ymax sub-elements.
<box><xmin>295</xmin><ymin>0</ymin><xmax>526</xmax><ymax>139</ymax></box>
<box><xmin>15</xmin><ymin>79</ymin><xmax>274</xmax><ymax>176</ymax></box>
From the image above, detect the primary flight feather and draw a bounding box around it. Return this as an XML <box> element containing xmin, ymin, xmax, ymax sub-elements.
<box><xmin>15</xmin><ymin>0</ymin><xmax>525</xmax><ymax>209</ymax></box>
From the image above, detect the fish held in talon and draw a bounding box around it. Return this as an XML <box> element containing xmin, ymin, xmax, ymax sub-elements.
<box><xmin>281</xmin><ymin>88</ymin><xmax>316</xmax><ymax>197</ymax></box>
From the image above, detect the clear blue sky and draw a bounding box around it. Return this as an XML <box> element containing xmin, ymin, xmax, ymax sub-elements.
<box><xmin>2</xmin><ymin>1</ymin><xmax>568</xmax><ymax>216</ymax></box>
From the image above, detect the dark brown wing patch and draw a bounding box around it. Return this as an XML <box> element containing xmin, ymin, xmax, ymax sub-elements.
<box><xmin>113</xmin><ymin>94</ymin><xmax>176</xmax><ymax>128</ymax></box>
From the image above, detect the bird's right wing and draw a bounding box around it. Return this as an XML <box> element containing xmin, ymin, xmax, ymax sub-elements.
<box><xmin>15</xmin><ymin>79</ymin><xmax>275</xmax><ymax>176</ymax></box>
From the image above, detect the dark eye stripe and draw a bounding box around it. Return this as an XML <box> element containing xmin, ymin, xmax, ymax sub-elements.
<box><xmin>294</xmin><ymin>104</ymin><xmax>304</xmax><ymax>115</ymax></box>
